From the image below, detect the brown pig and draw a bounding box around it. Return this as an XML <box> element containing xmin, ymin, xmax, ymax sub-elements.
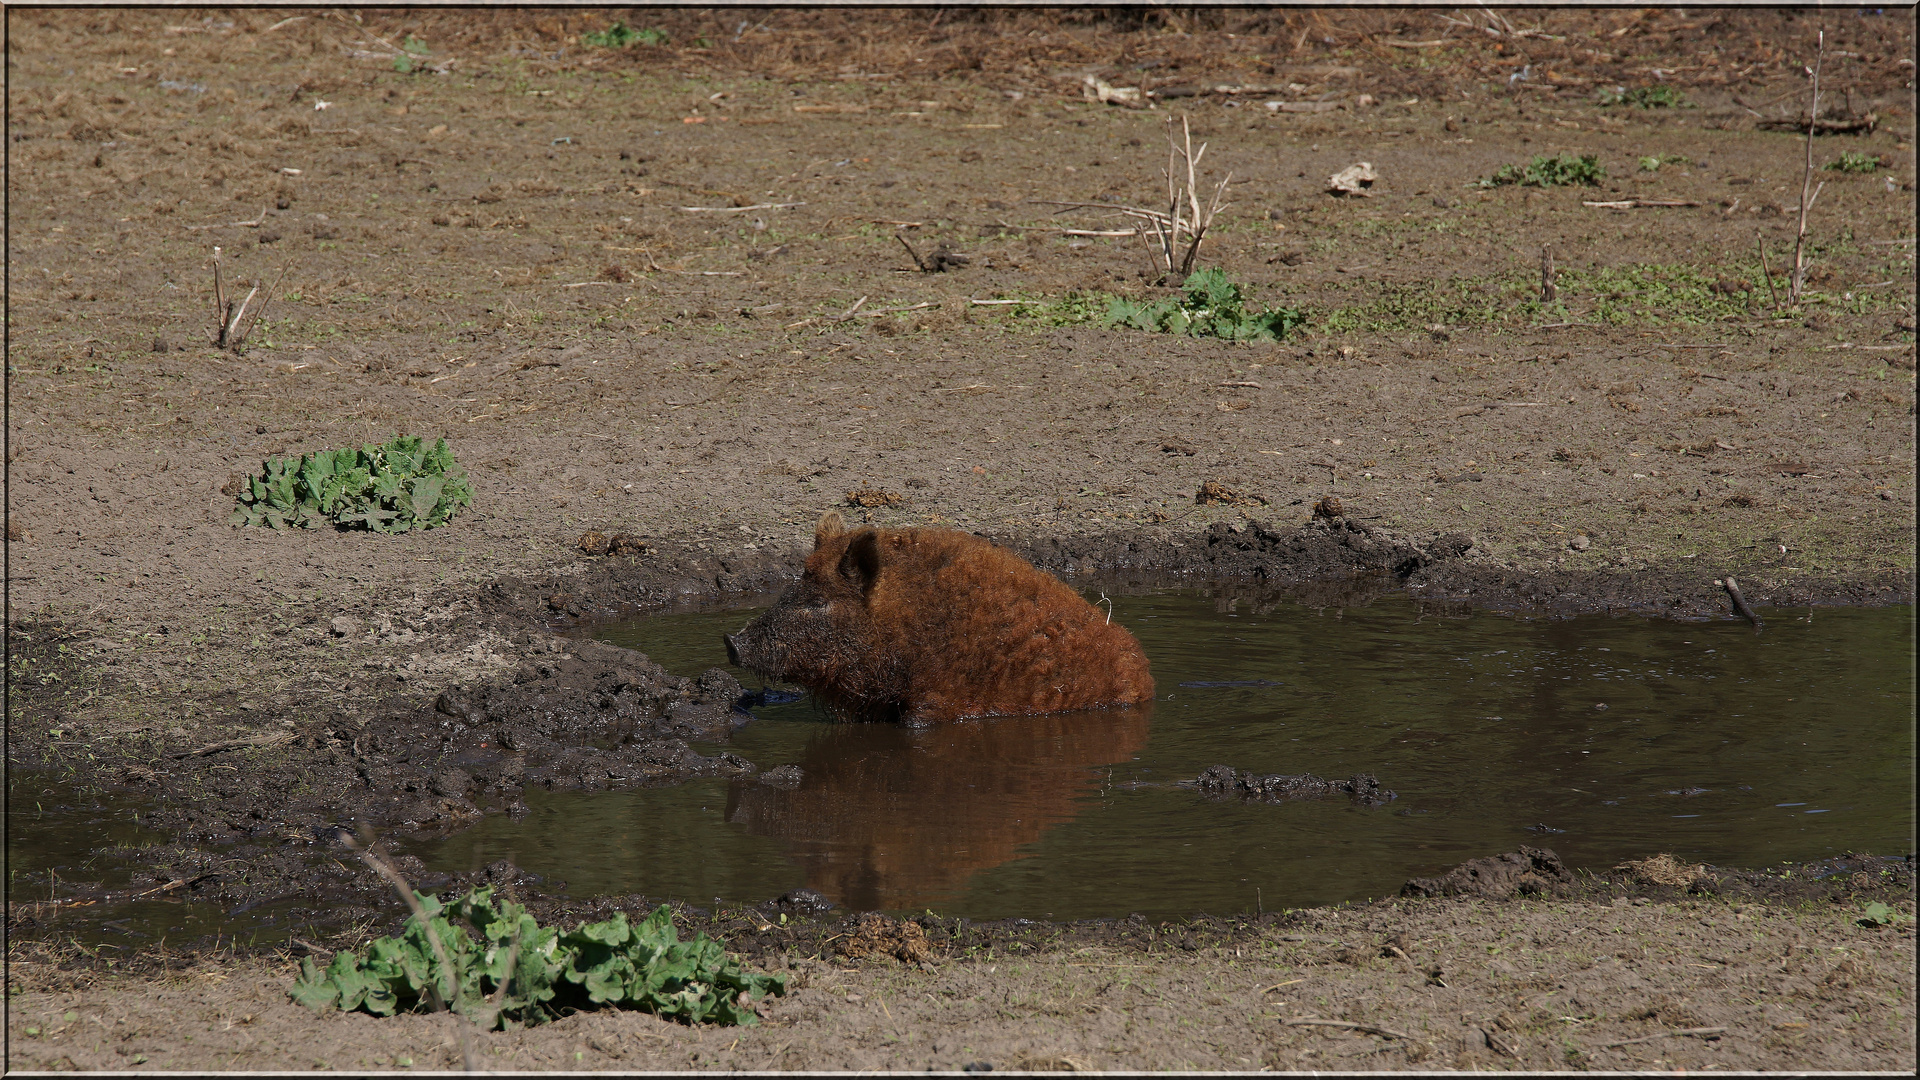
<box><xmin>724</xmin><ymin>511</ymin><xmax>1154</xmax><ymax>723</ymax></box>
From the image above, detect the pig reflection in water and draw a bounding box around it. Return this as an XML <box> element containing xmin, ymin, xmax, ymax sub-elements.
<box><xmin>727</xmin><ymin>706</ymin><xmax>1151</xmax><ymax>912</ymax></box>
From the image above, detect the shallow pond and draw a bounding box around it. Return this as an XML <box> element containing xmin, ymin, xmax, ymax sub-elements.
<box><xmin>415</xmin><ymin>586</ymin><xmax>1914</xmax><ymax>921</ymax></box>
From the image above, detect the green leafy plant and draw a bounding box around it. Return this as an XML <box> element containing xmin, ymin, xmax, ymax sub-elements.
<box><xmin>291</xmin><ymin>887</ymin><xmax>784</xmax><ymax>1029</ymax></box>
<box><xmin>1600</xmin><ymin>85</ymin><xmax>1689</xmax><ymax>109</ymax></box>
<box><xmin>1478</xmin><ymin>153</ymin><xmax>1606</xmax><ymax>189</ymax></box>
<box><xmin>1858</xmin><ymin>901</ymin><xmax>1911</xmax><ymax>928</ymax></box>
<box><xmin>391</xmin><ymin>35</ymin><xmax>431</xmax><ymax>74</ymax></box>
<box><xmin>232</xmin><ymin>435</ymin><xmax>473</xmax><ymax>533</ymax></box>
<box><xmin>582</xmin><ymin>22</ymin><xmax>667</xmax><ymax>48</ymax></box>
<box><xmin>1825</xmin><ymin>151</ymin><xmax>1886</xmax><ymax>174</ymax></box>
<box><xmin>1104</xmin><ymin>268</ymin><xmax>1306</xmax><ymax>341</ymax></box>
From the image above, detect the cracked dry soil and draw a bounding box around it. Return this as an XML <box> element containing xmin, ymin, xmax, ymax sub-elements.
<box><xmin>6</xmin><ymin>6</ymin><xmax>1915</xmax><ymax>1072</ymax></box>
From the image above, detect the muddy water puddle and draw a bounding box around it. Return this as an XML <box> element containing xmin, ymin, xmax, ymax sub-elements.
<box><xmin>418</xmin><ymin>587</ymin><xmax>1913</xmax><ymax>921</ymax></box>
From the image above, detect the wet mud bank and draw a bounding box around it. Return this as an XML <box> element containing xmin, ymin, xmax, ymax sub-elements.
<box><xmin>485</xmin><ymin>513</ymin><xmax>1913</xmax><ymax>629</ymax></box>
<box><xmin>8</xmin><ymin>513</ymin><xmax>1913</xmax><ymax>948</ymax></box>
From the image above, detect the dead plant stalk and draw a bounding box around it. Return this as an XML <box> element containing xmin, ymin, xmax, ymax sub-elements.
<box><xmin>209</xmin><ymin>247</ymin><xmax>284</xmax><ymax>352</ymax></box>
<box><xmin>1790</xmin><ymin>29</ymin><xmax>1826</xmax><ymax>304</ymax></box>
<box><xmin>1155</xmin><ymin>115</ymin><xmax>1232</xmax><ymax>281</ymax></box>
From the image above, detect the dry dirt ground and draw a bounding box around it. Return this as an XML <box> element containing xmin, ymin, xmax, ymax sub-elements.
<box><xmin>5</xmin><ymin>6</ymin><xmax>1916</xmax><ymax>1072</ymax></box>
<box><xmin>10</xmin><ymin>878</ymin><xmax>1917</xmax><ymax>1072</ymax></box>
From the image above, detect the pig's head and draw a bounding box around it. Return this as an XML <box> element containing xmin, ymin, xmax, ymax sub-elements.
<box><xmin>723</xmin><ymin>510</ymin><xmax>896</xmax><ymax>708</ymax></box>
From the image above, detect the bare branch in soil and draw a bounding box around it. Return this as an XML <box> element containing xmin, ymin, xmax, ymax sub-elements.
<box><xmin>1164</xmin><ymin>115</ymin><xmax>1232</xmax><ymax>280</ymax></box>
<box><xmin>207</xmin><ymin>250</ymin><xmax>288</xmax><ymax>354</ymax></box>
<box><xmin>1540</xmin><ymin>245</ymin><xmax>1557</xmax><ymax>302</ymax></box>
<box><xmin>1718</xmin><ymin>576</ymin><xmax>1764</xmax><ymax>630</ymax></box>
<box><xmin>895</xmin><ymin>232</ymin><xmax>929</xmax><ymax>272</ymax></box>
<box><xmin>1790</xmin><ymin>29</ymin><xmax>1825</xmax><ymax>304</ymax></box>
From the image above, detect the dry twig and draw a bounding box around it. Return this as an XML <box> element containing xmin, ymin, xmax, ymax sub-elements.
<box><xmin>172</xmin><ymin>729</ymin><xmax>297</xmax><ymax>759</ymax></box>
<box><xmin>208</xmin><ymin>247</ymin><xmax>287</xmax><ymax>353</ymax></box>
<box><xmin>1157</xmin><ymin>115</ymin><xmax>1232</xmax><ymax>280</ymax></box>
<box><xmin>1790</xmin><ymin>30</ymin><xmax>1826</xmax><ymax>303</ymax></box>
<box><xmin>1284</xmin><ymin>1017</ymin><xmax>1424</xmax><ymax>1042</ymax></box>
<box><xmin>1603</xmin><ymin>1026</ymin><xmax>1726</xmax><ymax>1049</ymax></box>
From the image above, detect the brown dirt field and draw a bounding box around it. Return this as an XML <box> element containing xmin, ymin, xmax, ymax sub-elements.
<box><xmin>5</xmin><ymin>6</ymin><xmax>1916</xmax><ymax>1072</ymax></box>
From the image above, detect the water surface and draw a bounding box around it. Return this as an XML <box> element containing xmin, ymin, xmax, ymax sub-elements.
<box><xmin>416</xmin><ymin>587</ymin><xmax>1914</xmax><ymax>920</ymax></box>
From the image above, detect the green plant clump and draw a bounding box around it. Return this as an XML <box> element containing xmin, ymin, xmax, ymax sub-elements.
<box><xmin>291</xmin><ymin>888</ymin><xmax>785</xmax><ymax>1029</ymax></box>
<box><xmin>583</xmin><ymin>22</ymin><xmax>667</xmax><ymax>48</ymax></box>
<box><xmin>232</xmin><ymin>435</ymin><xmax>473</xmax><ymax>533</ymax></box>
<box><xmin>1480</xmin><ymin>153</ymin><xmax>1606</xmax><ymax>189</ymax></box>
<box><xmin>1825</xmin><ymin>151</ymin><xmax>1886</xmax><ymax>174</ymax></box>
<box><xmin>1104</xmin><ymin>268</ymin><xmax>1307</xmax><ymax>341</ymax></box>
<box><xmin>391</xmin><ymin>35</ymin><xmax>431</xmax><ymax>73</ymax></box>
<box><xmin>1600</xmin><ymin>85</ymin><xmax>1689</xmax><ymax>109</ymax></box>
<box><xmin>1858</xmin><ymin>900</ymin><xmax>1912</xmax><ymax>927</ymax></box>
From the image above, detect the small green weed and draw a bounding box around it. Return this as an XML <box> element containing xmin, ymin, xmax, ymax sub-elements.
<box><xmin>232</xmin><ymin>435</ymin><xmax>473</xmax><ymax>533</ymax></box>
<box><xmin>391</xmin><ymin>35</ymin><xmax>431</xmax><ymax>74</ymax></box>
<box><xmin>582</xmin><ymin>22</ymin><xmax>667</xmax><ymax>48</ymax></box>
<box><xmin>1638</xmin><ymin>154</ymin><xmax>1689</xmax><ymax>172</ymax></box>
<box><xmin>1478</xmin><ymin>153</ymin><xmax>1606</xmax><ymax>189</ymax></box>
<box><xmin>291</xmin><ymin>887</ymin><xmax>783</xmax><ymax>1029</ymax></box>
<box><xmin>1858</xmin><ymin>901</ymin><xmax>1912</xmax><ymax>928</ymax></box>
<box><xmin>1104</xmin><ymin>268</ymin><xmax>1306</xmax><ymax>341</ymax></box>
<box><xmin>1825</xmin><ymin>151</ymin><xmax>1886</xmax><ymax>174</ymax></box>
<box><xmin>1600</xmin><ymin>85</ymin><xmax>1689</xmax><ymax>109</ymax></box>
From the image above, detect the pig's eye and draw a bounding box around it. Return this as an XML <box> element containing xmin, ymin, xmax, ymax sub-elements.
<box><xmin>804</xmin><ymin>597</ymin><xmax>830</xmax><ymax>612</ymax></box>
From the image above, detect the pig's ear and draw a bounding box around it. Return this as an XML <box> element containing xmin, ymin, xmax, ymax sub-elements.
<box><xmin>837</xmin><ymin>529</ymin><xmax>882</xmax><ymax>593</ymax></box>
<box><xmin>815</xmin><ymin>510</ymin><xmax>846</xmax><ymax>548</ymax></box>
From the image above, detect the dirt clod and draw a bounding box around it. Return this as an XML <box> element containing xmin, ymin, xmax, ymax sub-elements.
<box><xmin>837</xmin><ymin>913</ymin><xmax>935</xmax><ymax>964</ymax></box>
<box><xmin>1195</xmin><ymin>481</ymin><xmax>1267</xmax><ymax>507</ymax></box>
<box><xmin>1616</xmin><ymin>852</ymin><xmax>1711</xmax><ymax>888</ymax></box>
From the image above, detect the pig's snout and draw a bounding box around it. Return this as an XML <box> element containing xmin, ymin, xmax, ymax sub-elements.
<box><xmin>724</xmin><ymin>622</ymin><xmax>772</xmax><ymax>673</ymax></box>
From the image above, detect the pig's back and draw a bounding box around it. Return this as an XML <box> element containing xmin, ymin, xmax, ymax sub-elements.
<box><xmin>864</xmin><ymin>530</ymin><xmax>1155</xmax><ymax>722</ymax></box>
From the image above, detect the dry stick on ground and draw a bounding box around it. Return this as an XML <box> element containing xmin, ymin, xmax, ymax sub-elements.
<box><xmin>1603</xmin><ymin>1026</ymin><xmax>1727</xmax><ymax>1049</ymax></box>
<box><xmin>14</xmin><ymin>873</ymin><xmax>216</xmax><ymax>914</ymax></box>
<box><xmin>1790</xmin><ymin>29</ymin><xmax>1827</xmax><ymax>304</ymax></box>
<box><xmin>1540</xmin><ymin>244</ymin><xmax>1557</xmax><ymax>302</ymax></box>
<box><xmin>1283</xmin><ymin>1017</ymin><xmax>1424</xmax><ymax>1043</ymax></box>
<box><xmin>171</xmin><ymin>729</ymin><xmax>296</xmax><ymax>759</ymax></box>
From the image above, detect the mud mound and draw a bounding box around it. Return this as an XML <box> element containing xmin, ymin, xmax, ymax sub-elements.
<box><xmin>1402</xmin><ymin>846</ymin><xmax>1573</xmax><ymax>899</ymax></box>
